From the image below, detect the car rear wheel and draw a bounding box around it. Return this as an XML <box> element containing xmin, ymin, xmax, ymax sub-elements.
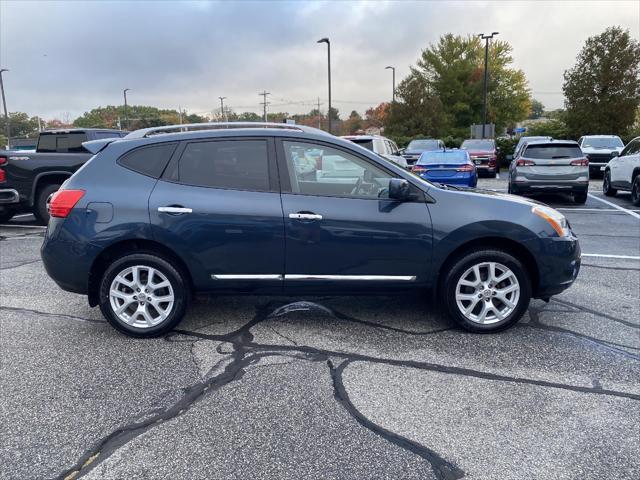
<box><xmin>99</xmin><ymin>253</ymin><xmax>189</xmax><ymax>337</ymax></box>
<box><xmin>632</xmin><ymin>176</ymin><xmax>640</xmax><ymax>206</ymax></box>
<box><xmin>34</xmin><ymin>183</ymin><xmax>61</xmax><ymax>224</ymax></box>
<box><xmin>573</xmin><ymin>191</ymin><xmax>588</xmax><ymax>204</ymax></box>
<box><xmin>603</xmin><ymin>171</ymin><xmax>617</xmax><ymax>197</ymax></box>
<box><xmin>443</xmin><ymin>249</ymin><xmax>531</xmax><ymax>332</ymax></box>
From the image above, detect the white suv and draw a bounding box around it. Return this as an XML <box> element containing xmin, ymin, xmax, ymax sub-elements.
<box><xmin>577</xmin><ymin>135</ymin><xmax>625</xmax><ymax>177</ymax></box>
<box><xmin>603</xmin><ymin>136</ymin><xmax>640</xmax><ymax>206</ymax></box>
<box><xmin>341</xmin><ymin>135</ymin><xmax>408</xmax><ymax>168</ymax></box>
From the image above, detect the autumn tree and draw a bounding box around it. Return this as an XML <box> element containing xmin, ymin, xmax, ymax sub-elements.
<box><xmin>563</xmin><ymin>26</ymin><xmax>640</xmax><ymax>138</ymax></box>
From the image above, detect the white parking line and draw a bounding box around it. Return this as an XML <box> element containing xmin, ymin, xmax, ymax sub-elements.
<box><xmin>587</xmin><ymin>193</ymin><xmax>640</xmax><ymax>220</ymax></box>
<box><xmin>582</xmin><ymin>253</ymin><xmax>640</xmax><ymax>260</ymax></box>
<box><xmin>13</xmin><ymin>214</ymin><xmax>34</xmax><ymax>218</ymax></box>
<box><xmin>0</xmin><ymin>224</ymin><xmax>46</xmax><ymax>229</ymax></box>
<box><xmin>559</xmin><ymin>208</ymin><xmax>640</xmax><ymax>213</ymax></box>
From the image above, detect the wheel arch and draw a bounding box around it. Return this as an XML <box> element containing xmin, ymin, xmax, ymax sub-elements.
<box><xmin>30</xmin><ymin>171</ymin><xmax>72</xmax><ymax>206</ymax></box>
<box><xmin>632</xmin><ymin>167</ymin><xmax>640</xmax><ymax>182</ymax></box>
<box><xmin>88</xmin><ymin>238</ymin><xmax>194</xmax><ymax>307</ymax></box>
<box><xmin>435</xmin><ymin>236</ymin><xmax>540</xmax><ymax>298</ymax></box>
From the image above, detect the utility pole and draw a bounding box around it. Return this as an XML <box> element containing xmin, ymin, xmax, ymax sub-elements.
<box><xmin>317</xmin><ymin>38</ymin><xmax>331</xmax><ymax>134</ymax></box>
<box><xmin>219</xmin><ymin>96</ymin><xmax>227</xmax><ymax>122</ymax></box>
<box><xmin>178</xmin><ymin>105</ymin><xmax>183</xmax><ymax>124</ymax></box>
<box><xmin>123</xmin><ymin>88</ymin><xmax>131</xmax><ymax>130</ymax></box>
<box><xmin>385</xmin><ymin>66</ymin><xmax>396</xmax><ymax>103</ymax></box>
<box><xmin>317</xmin><ymin>97</ymin><xmax>322</xmax><ymax>129</ymax></box>
<box><xmin>478</xmin><ymin>32</ymin><xmax>499</xmax><ymax>139</ymax></box>
<box><xmin>0</xmin><ymin>69</ymin><xmax>10</xmax><ymax>148</ymax></box>
<box><xmin>259</xmin><ymin>90</ymin><xmax>270</xmax><ymax>122</ymax></box>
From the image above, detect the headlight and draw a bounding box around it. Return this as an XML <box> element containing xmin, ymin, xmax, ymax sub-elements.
<box><xmin>532</xmin><ymin>205</ymin><xmax>570</xmax><ymax>237</ymax></box>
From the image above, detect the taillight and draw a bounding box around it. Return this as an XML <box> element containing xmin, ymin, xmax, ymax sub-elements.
<box><xmin>412</xmin><ymin>165</ymin><xmax>428</xmax><ymax>174</ymax></box>
<box><xmin>0</xmin><ymin>156</ymin><xmax>6</xmax><ymax>183</ymax></box>
<box><xmin>48</xmin><ymin>189</ymin><xmax>85</xmax><ymax>218</ymax></box>
<box><xmin>516</xmin><ymin>159</ymin><xmax>536</xmax><ymax>166</ymax></box>
<box><xmin>456</xmin><ymin>164</ymin><xmax>475</xmax><ymax>172</ymax></box>
<box><xmin>570</xmin><ymin>158</ymin><xmax>589</xmax><ymax>166</ymax></box>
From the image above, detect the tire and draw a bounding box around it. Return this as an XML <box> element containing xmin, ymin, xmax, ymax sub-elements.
<box><xmin>0</xmin><ymin>207</ymin><xmax>16</xmax><ymax>223</ymax></box>
<box><xmin>98</xmin><ymin>253</ymin><xmax>190</xmax><ymax>337</ymax></box>
<box><xmin>442</xmin><ymin>249</ymin><xmax>532</xmax><ymax>333</ymax></box>
<box><xmin>632</xmin><ymin>176</ymin><xmax>640</xmax><ymax>207</ymax></box>
<box><xmin>603</xmin><ymin>171</ymin><xmax>617</xmax><ymax>197</ymax></box>
<box><xmin>573</xmin><ymin>191</ymin><xmax>588</xmax><ymax>204</ymax></box>
<box><xmin>34</xmin><ymin>183</ymin><xmax>61</xmax><ymax>224</ymax></box>
<box><xmin>507</xmin><ymin>182</ymin><xmax>512</xmax><ymax>194</ymax></box>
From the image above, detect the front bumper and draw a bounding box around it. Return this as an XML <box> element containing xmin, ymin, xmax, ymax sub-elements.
<box><xmin>526</xmin><ymin>235</ymin><xmax>581</xmax><ymax>298</ymax></box>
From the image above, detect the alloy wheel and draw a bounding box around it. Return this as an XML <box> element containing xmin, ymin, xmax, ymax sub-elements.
<box><xmin>109</xmin><ymin>265</ymin><xmax>175</xmax><ymax>328</ymax></box>
<box><xmin>455</xmin><ymin>261</ymin><xmax>520</xmax><ymax>325</ymax></box>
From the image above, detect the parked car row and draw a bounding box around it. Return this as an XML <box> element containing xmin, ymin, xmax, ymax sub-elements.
<box><xmin>40</xmin><ymin>122</ymin><xmax>580</xmax><ymax>337</ymax></box>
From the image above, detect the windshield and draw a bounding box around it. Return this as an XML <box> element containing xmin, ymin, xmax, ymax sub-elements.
<box><xmin>418</xmin><ymin>151</ymin><xmax>469</xmax><ymax>164</ymax></box>
<box><xmin>407</xmin><ymin>139</ymin><xmax>440</xmax><ymax>151</ymax></box>
<box><xmin>524</xmin><ymin>144</ymin><xmax>583</xmax><ymax>159</ymax></box>
<box><xmin>582</xmin><ymin>137</ymin><xmax>624</xmax><ymax>149</ymax></box>
<box><xmin>461</xmin><ymin>139</ymin><xmax>494</xmax><ymax>150</ymax></box>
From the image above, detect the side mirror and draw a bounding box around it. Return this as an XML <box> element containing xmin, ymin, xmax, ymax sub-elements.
<box><xmin>399</xmin><ymin>148</ymin><xmax>406</xmax><ymax>154</ymax></box>
<box><xmin>611</xmin><ymin>151</ymin><xmax>619</xmax><ymax>157</ymax></box>
<box><xmin>388</xmin><ymin>178</ymin><xmax>411</xmax><ymax>200</ymax></box>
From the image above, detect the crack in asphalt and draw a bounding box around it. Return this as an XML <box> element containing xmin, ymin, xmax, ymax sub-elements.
<box><xmin>0</xmin><ymin>258</ymin><xmax>42</xmax><ymax>270</ymax></box>
<box><xmin>0</xmin><ymin>305</ymin><xmax>104</xmax><ymax>324</ymax></box>
<box><xmin>551</xmin><ymin>298</ymin><xmax>640</xmax><ymax>329</ymax></box>
<box><xmin>524</xmin><ymin>306</ymin><xmax>640</xmax><ymax>360</ymax></box>
<box><xmin>328</xmin><ymin>358</ymin><xmax>465</xmax><ymax>480</ymax></box>
<box><xmin>43</xmin><ymin>298</ymin><xmax>640</xmax><ymax>480</ymax></box>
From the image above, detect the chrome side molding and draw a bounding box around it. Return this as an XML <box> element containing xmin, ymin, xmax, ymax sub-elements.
<box><xmin>211</xmin><ymin>274</ymin><xmax>416</xmax><ymax>281</ymax></box>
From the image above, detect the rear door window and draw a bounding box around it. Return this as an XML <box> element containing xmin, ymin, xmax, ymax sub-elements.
<box><xmin>119</xmin><ymin>143</ymin><xmax>178</xmax><ymax>178</ymax></box>
<box><xmin>169</xmin><ymin>140</ymin><xmax>270</xmax><ymax>191</ymax></box>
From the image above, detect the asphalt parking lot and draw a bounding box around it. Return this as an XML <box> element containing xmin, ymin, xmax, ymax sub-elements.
<box><xmin>1</xmin><ymin>176</ymin><xmax>639</xmax><ymax>480</ymax></box>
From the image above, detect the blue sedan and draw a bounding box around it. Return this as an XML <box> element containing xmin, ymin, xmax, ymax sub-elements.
<box><xmin>411</xmin><ymin>149</ymin><xmax>478</xmax><ymax>187</ymax></box>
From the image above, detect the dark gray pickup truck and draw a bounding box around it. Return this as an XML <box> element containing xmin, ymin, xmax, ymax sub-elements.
<box><xmin>0</xmin><ymin>128</ymin><xmax>125</xmax><ymax>223</ymax></box>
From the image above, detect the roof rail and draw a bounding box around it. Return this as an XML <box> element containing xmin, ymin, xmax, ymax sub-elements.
<box><xmin>124</xmin><ymin>122</ymin><xmax>329</xmax><ymax>139</ymax></box>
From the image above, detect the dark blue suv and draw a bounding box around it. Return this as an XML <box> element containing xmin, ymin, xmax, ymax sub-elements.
<box><xmin>41</xmin><ymin>123</ymin><xmax>581</xmax><ymax>337</ymax></box>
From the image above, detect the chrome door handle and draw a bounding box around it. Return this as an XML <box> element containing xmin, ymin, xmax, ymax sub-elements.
<box><xmin>289</xmin><ymin>213</ymin><xmax>322</xmax><ymax>220</ymax></box>
<box><xmin>158</xmin><ymin>206</ymin><xmax>192</xmax><ymax>214</ymax></box>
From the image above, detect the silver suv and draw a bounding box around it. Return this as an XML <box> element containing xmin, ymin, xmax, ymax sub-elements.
<box><xmin>341</xmin><ymin>135</ymin><xmax>408</xmax><ymax>168</ymax></box>
<box><xmin>508</xmin><ymin>140</ymin><xmax>589</xmax><ymax>204</ymax></box>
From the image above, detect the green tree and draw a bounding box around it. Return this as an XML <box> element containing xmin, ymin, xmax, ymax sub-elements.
<box><xmin>74</xmin><ymin>105</ymin><xmax>181</xmax><ymax>130</ymax></box>
<box><xmin>527</xmin><ymin>119</ymin><xmax>569</xmax><ymax>139</ymax></box>
<box><xmin>0</xmin><ymin>112</ymin><xmax>40</xmax><ymax>138</ymax></box>
<box><xmin>529</xmin><ymin>99</ymin><xmax>545</xmax><ymax>119</ymax></box>
<box><xmin>388</xmin><ymin>34</ymin><xmax>531</xmax><ymax>137</ymax></box>
<box><xmin>563</xmin><ymin>26</ymin><xmax>640</xmax><ymax>138</ymax></box>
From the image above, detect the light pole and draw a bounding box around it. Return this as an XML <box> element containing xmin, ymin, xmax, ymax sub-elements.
<box><xmin>385</xmin><ymin>66</ymin><xmax>396</xmax><ymax>103</ymax></box>
<box><xmin>0</xmin><ymin>69</ymin><xmax>10</xmax><ymax>148</ymax></box>
<box><xmin>123</xmin><ymin>88</ymin><xmax>131</xmax><ymax>130</ymax></box>
<box><xmin>317</xmin><ymin>37</ymin><xmax>331</xmax><ymax>134</ymax></box>
<box><xmin>478</xmin><ymin>32</ymin><xmax>499</xmax><ymax>139</ymax></box>
<box><xmin>219</xmin><ymin>96</ymin><xmax>227</xmax><ymax>122</ymax></box>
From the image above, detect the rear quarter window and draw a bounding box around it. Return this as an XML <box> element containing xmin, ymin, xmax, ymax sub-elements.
<box><xmin>118</xmin><ymin>143</ymin><xmax>178</xmax><ymax>178</ymax></box>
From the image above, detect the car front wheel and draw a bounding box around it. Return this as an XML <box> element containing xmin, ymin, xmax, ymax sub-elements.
<box><xmin>573</xmin><ymin>191</ymin><xmax>588</xmax><ymax>204</ymax></box>
<box><xmin>443</xmin><ymin>249</ymin><xmax>532</xmax><ymax>332</ymax></box>
<box><xmin>632</xmin><ymin>176</ymin><xmax>640</xmax><ymax>206</ymax></box>
<box><xmin>99</xmin><ymin>253</ymin><xmax>189</xmax><ymax>337</ymax></box>
<box><xmin>603</xmin><ymin>171</ymin><xmax>617</xmax><ymax>197</ymax></box>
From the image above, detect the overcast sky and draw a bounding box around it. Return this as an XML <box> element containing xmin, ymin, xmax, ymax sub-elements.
<box><xmin>1</xmin><ymin>0</ymin><xmax>638</xmax><ymax>121</ymax></box>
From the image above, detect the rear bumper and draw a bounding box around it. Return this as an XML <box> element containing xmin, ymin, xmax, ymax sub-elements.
<box><xmin>0</xmin><ymin>188</ymin><xmax>20</xmax><ymax>205</ymax></box>
<box><xmin>422</xmin><ymin>174</ymin><xmax>477</xmax><ymax>186</ymax></box>
<box><xmin>511</xmin><ymin>181</ymin><xmax>588</xmax><ymax>194</ymax></box>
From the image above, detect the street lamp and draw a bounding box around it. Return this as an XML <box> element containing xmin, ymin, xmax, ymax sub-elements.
<box><xmin>385</xmin><ymin>66</ymin><xmax>396</xmax><ymax>103</ymax></box>
<box><xmin>317</xmin><ymin>37</ymin><xmax>332</xmax><ymax>134</ymax></box>
<box><xmin>219</xmin><ymin>96</ymin><xmax>227</xmax><ymax>122</ymax></box>
<box><xmin>123</xmin><ymin>88</ymin><xmax>131</xmax><ymax>130</ymax></box>
<box><xmin>0</xmin><ymin>69</ymin><xmax>10</xmax><ymax>148</ymax></box>
<box><xmin>478</xmin><ymin>32</ymin><xmax>499</xmax><ymax>139</ymax></box>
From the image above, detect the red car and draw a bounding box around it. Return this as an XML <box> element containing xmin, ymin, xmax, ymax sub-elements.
<box><xmin>460</xmin><ymin>139</ymin><xmax>498</xmax><ymax>177</ymax></box>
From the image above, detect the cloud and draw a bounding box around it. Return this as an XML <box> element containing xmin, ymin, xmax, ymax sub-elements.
<box><xmin>0</xmin><ymin>0</ymin><xmax>638</xmax><ymax>120</ymax></box>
